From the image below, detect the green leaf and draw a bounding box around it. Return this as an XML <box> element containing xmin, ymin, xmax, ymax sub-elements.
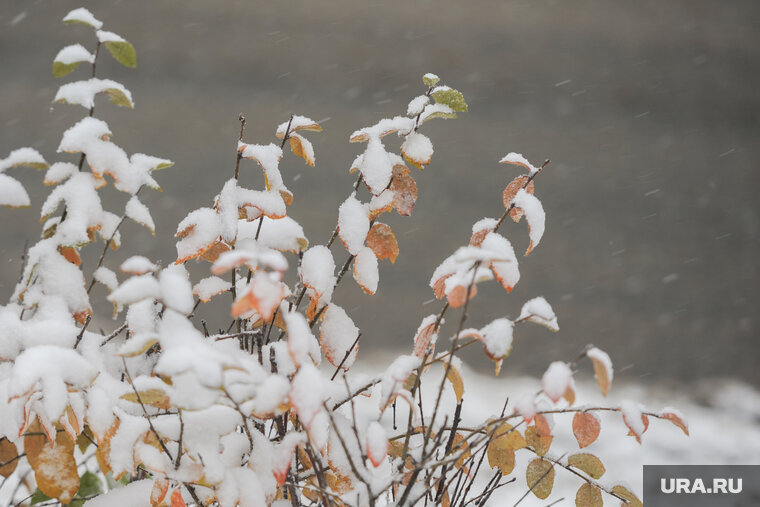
<box><xmin>30</xmin><ymin>489</ymin><xmax>51</xmax><ymax>505</ymax></box>
<box><xmin>421</xmin><ymin>110</ymin><xmax>458</xmax><ymax>124</ymax></box>
<box><xmin>76</xmin><ymin>471</ymin><xmax>103</xmax><ymax>499</ymax></box>
<box><xmin>432</xmin><ymin>87</ymin><xmax>468</xmax><ymax>112</ymax></box>
<box><xmin>104</xmin><ymin>40</ymin><xmax>137</xmax><ymax>68</ymax></box>
<box><xmin>53</xmin><ymin>61</ymin><xmax>84</xmax><ymax>78</ymax></box>
<box><xmin>104</xmin><ymin>88</ymin><xmax>134</xmax><ymax>109</ymax></box>
<box><xmin>422</xmin><ymin>73</ymin><xmax>440</xmax><ymax>87</ymax></box>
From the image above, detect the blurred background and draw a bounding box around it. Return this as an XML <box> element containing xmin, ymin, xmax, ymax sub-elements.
<box><xmin>0</xmin><ymin>0</ymin><xmax>758</xmax><ymax>389</ymax></box>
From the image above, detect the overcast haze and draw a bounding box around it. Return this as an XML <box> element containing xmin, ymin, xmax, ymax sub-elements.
<box><xmin>1</xmin><ymin>0</ymin><xmax>758</xmax><ymax>384</ymax></box>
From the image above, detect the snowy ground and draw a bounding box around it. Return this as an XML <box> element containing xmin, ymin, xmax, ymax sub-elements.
<box><xmin>1</xmin><ymin>363</ymin><xmax>758</xmax><ymax>506</ymax></box>
<box><xmin>347</xmin><ymin>357</ymin><xmax>760</xmax><ymax>506</ymax></box>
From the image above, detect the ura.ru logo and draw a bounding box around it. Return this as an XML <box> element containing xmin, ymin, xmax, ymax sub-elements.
<box><xmin>661</xmin><ymin>478</ymin><xmax>742</xmax><ymax>494</ymax></box>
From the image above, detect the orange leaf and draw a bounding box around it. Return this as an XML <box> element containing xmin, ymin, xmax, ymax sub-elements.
<box><xmin>96</xmin><ymin>418</ymin><xmax>120</xmax><ymax>477</ymax></box>
<box><xmin>446</xmin><ymin>284</ymin><xmax>478</xmax><ymax>309</ymax></box>
<box><xmin>58</xmin><ymin>246</ymin><xmax>81</xmax><ymax>266</ymax></box>
<box><xmin>366</xmin><ymin>222</ymin><xmax>398</xmax><ymax>263</ymax></box>
<box><xmin>24</xmin><ymin>421</ymin><xmax>80</xmax><ymax>504</ymax></box>
<box><xmin>572</xmin><ymin>412</ymin><xmax>601</xmax><ymax>449</ymax></box>
<box><xmin>73</xmin><ymin>308</ymin><xmax>93</xmax><ymax>325</ymax></box>
<box><xmin>170</xmin><ymin>489</ymin><xmax>187</xmax><ymax>507</ymax></box>
<box><xmin>289</xmin><ymin>132</ymin><xmax>315</xmax><ymax>167</ymax></box>
<box><xmin>0</xmin><ymin>438</ymin><xmax>19</xmax><ymax>478</ymax></box>
<box><xmin>150</xmin><ymin>476</ymin><xmax>170</xmax><ymax>506</ymax></box>
<box><xmin>389</xmin><ymin>166</ymin><xmax>418</xmax><ymax>216</ymax></box>
<box><xmin>413</xmin><ymin>317</ymin><xmax>437</xmax><ymax>359</ymax></box>
<box><xmin>432</xmin><ymin>274</ymin><xmax>451</xmax><ymax>300</ymax></box>
<box><xmin>199</xmin><ymin>239</ymin><xmax>231</xmax><ymax>263</ymax></box>
<box><xmin>503</xmin><ymin>175</ymin><xmax>535</xmax><ymax>222</ymax></box>
<box><xmin>534</xmin><ymin>414</ymin><xmax>552</xmax><ymax>438</ymax></box>
<box><xmin>231</xmin><ymin>274</ymin><xmax>288</xmax><ymax>321</ymax></box>
<box><xmin>660</xmin><ymin>409</ymin><xmax>689</xmax><ymax>436</ymax></box>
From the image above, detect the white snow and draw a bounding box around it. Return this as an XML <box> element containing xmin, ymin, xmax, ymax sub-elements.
<box><xmin>193</xmin><ymin>276</ymin><xmax>231</xmax><ymax>302</ymax></box>
<box><xmin>587</xmin><ymin>346</ymin><xmax>613</xmax><ymax>384</ymax></box>
<box><xmin>53</xmin><ymin>44</ymin><xmax>94</xmax><ymax>65</ymax></box>
<box><xmin>407</xmin><ymin>95</ymin><xmax>430</xmax><ymax>116</ymax></box>
<box><xmin>159</xmin><ymin>265</ymin><xmax>194</xmax><ymax>315</ymax></box>
<box><xmin>513</xmin><ymin>189</ymin><xmax>545</xmax><ymax>253</ymax></box>
<box><xmin>518</xmin><ymin>296</ymin><xmax>559</xmax><ymax>332</ymax></box>
<box><xmin>320</xmin><ymin>304</ymin><xmax>359</xmax><ymax>369</ymax></box>
<box><xmin>366</xmin><ymin>421</ymin><xmax>388</xmax><ymax>466</ymax></box>
<box><xmin>275</xmin><ymin>115</ymin><xmax>321</xmax><ymax>137</ymax></box>
<box><xmin>284</xmin><ymin>311</ymin><xmax>320</xmax><ymax>368</ymax></box>
<box><xmin>338</xmin><ymin>194</ymin><xmax>370</xmax><ymax>255</ymax></box>
<box><xmin>0</xmin><ymin>147</ymin><xmax>47</xmax><ymax>172</ymax></box>
<box><xmin>238</xmin><ymin>216</ymin><xmax>308</xmax><ymax>253</ymax></box>
<box><xmin>83</xmin><ymin>480</ymin><xmax>152</xmax><ymax>507</ymax></box>
<box><xmin>125</xmin><ymin>196</ymin><xmax>155</xmax><ymax>233</ymax></box>
<box><xmin>541</xmin><ymin>361</ymin><xmax>573</xmax><ymax>402</ymax></box>
<box><xmin>357</xmin><ymin>138</ymin><xmax>393</xmax><ymax>195</ymax></box>
<box><xmin>62</xmin><ymin>7</ymin><xmax>102</xmax><ymax>29</ymax></box>
<box><xmin>95</xmin><ymin>30</ymin><xmax>126</xmax><ymax>44</ymax></box>
<box><xmin>0</xmin><ymin>174</ymin><xmax>30</xmax><ymax>208</ymax></box>
<box><xmin>500</xmin><ymin>152</ymin><xmax>539</xmax><ymax>174</ymax></box>
<box><xmin>175</xmin><ymin>207</ymin><xmax>221</xmax><ymax>263</ymax></box>
<box><xmin>482</xmin><ymin>232</ymin><xmax>520</xmax><ymax>292</ymax></box>
<box><xmin>290</xmin><ymin>363</ymin><xmax>324</xmax><ymax>427</ymax></box>
<box><xmin>55</xmin><ymin>78</ymin><xmax>134</xmax><ymax>109</ymax></box>
<box><xmin>620</xmin><ymin>399</ymin><xmax>646</xmax><ymax>437</ymax></box>
<box><xmin>299</xmin><ymin>246</ymin><xmax>332</xmax><ymax>290</ymax></box>
<box><xmin>120</xmin><ymin>255</ymin><xmax>157</xmax><ymax>275</ymax></box>
<box><xmin>478</xmin><ymin>318</ymin><xmax>514</xmax><ymax>360</ymax></box>
<box><xmin>401</xmin><ymin>132</ymin><xmax>434</xmax><ymax>167</ymax></box>
<box><xmin>107</xmin><ymin>274</ymin><xmax>160</xmax><ymax>307</ymax></box>
<box><xmin>353</xmin><ymin>246</ymin><xmax>379</xmax><ymax>295</ymax></box>
<box><xmin>43</xmin><ymin>162</ymin><xmax>77</xmax><ymax>185</ymax></box>
<box><xmin>419</xmin><ymin>103</ymin><xmax>456</xmax><ymax>123</ymax></box>
<box><xmin>93</xmin><ymin>266</ymin><xmax>118</xmax><ymax>291</ymax></box>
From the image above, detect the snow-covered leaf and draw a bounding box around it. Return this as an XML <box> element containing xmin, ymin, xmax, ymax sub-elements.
<box><xmin>366</xmin><ymin>421</ymin><xmax>388</xmax><ymax>467</ymax></box>
<box><xmin>319</xmin><ymin>304</ymin><xmax>359</xmax><ymax>370</ymax></box>
<box><xmin>24</xmin><ymin>420</ymin><xmax>80</xmax><ymax>504</ymax></box>
<box><xmin>97</xmin><ymin>31</ymin><xmax>137</xmax><ymax>68</ymax></box>
<box><xmin>500</xmin><ymin>152</ymin><xmax>540</xmax><ymax>174</ymax></box>
<box><xmin>659</xmin><ymin>407</ymin><xmax>689</xmax><ymax>436</ymax></box>
<box><xmin>541</xmin><ymin>361</ymin><xmax>573</xmax><ymax>403</ymax></box>
<box><xmin>352</xmin><ymin>246</ymin><xmax>378</xmax><ymax>295</ymax></box>
<box><xmin>62</xmin><ymin>8</ymin><xmax>102</xmax><ymax>29</ymax></box>
<box><xmin>431</xmin><ymin>86</ymin><xmax>468</xmax><ymax>112</ymax></box>
<box><xmin>337</xmin><ymin>195</ymin><xmax>370</xmax><ymax>255</ymax></box>
<box><xmin>288</xmin><ymin>132</ymin><xmax>315</xmax><ymax>166</ymax></box>
<box><xmin>401</xmin><ymin>132</ymin><xmax>433</xmax><ymax>168</ymax></box>
<box><xmin>518</xmin><ymin>296</ymin><xmax>558</xmax><ymax>332</ymax></box>
<box><xmin>193</xmin><ymin>275</ymin><xmax>231</xmax><ymax>303</ymax></box>
<box><xmin>53</xmin><ymin>44</ymin><xmax>94</xmax><ymax>77</ymax></box>
<box><xmin>512</xmin><ymin>189</ymin><xmax>545</xmax><ymax>255</ymax></box>
<box><xmin>587</xmin><ymin>347</ymin><xmax>613</xmax><ymax>396</ymax></box>
<box><xmin>125</xmin><ymin>196</ymin><xmax>154</xmax><ymax>233</ymax></box>
<box><xmin>55</xmin><ymin>78</ymin><xmax>134</xmax><ymax>109</ymax></box>
<box><xmin>290</xmin><ymin>364</ymin><xmax>324</xmax><ymax>427</ymax></box>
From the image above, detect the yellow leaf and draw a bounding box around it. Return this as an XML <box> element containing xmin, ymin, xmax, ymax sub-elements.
<box><xmin>120</xmin><ymin>389</ymin><xmax>171</xmax><ymax>410</ymax></box>
<box><xmin>446</xmin><ymin>365</ymin><xmax>464</xmax><ymax>403</ymax></box>
<box><xmin>567</xmin><ymin>453</ymin><xmax>606</xmax><ymax>479</ymax></box>
<box><xmin>487</xmin><ymin>443</ymin><xmax>515</xmax><ymax>476</ymax></box>
<box><xmin>24</xmin><ymin>421</ymin><xmax>80</xmax><ymax>504</ymax></box>
<box><xmin>288</xmin><ymin>133</ymin><xmax>315</xmax><ymax>167</ymax></box>
<box><xmin>525</xmin><ymin>426</ymin><xmax>552</xmax><ymax>457</ymax></box>
<box><xmin>611</xmin><ymin>485</ymin><xmax>642</xmax><ymax>507</ymax></box>
<box><xmin>525</xmin><ymin>457</ymin><xmax>555</xmax><ymax>500</ymax></box>
<box><xmin>575</xmin><ymin>483</ymin><xmax>603</xmax><ymax>507</ymax></box>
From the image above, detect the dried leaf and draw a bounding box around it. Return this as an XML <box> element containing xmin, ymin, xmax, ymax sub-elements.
<box><xmin>568</xmin><ymin>453</ymin><xmax>606</xmax><ymax>479</ymax></box>
<box><xmin>150</xmin><ymin>476</ymin><xmax>170</xmax><ymax>505</ymax></box>
<box><xmin>289</xmin><ymin>132</ymin><xmax>315</xmax><ymax>166</ymax></box>
<box><xmin>534</xmin><ymin>414</ymin><xmax>552</xmax><ymax>438</ymax></box>
<box><xmin>389</xmin><ymin>166</ymin><xmax>418</xmax><ymax>216</ymax></box>
<box><xmin>366</xmin><ymin>222</ymin><xmax>399</xmax><ymax>263</ymax></box>
<box><xmin>525</xmin><ymin>458</ymin><xmax>555</xmax><ymax>500</ymax></box>
<box><xmin>525</xmin><ymin>426</ymin><xmax>552</xmax><ymax>457</ymax></box>
<box><xmin>611</xmin><ymin>485</ymin><xmax>642</xmax><ymax>507</ymax></box>
<box><xmin>451</xmin><ymin>433</ymin><xmax>471</xmax><ymax>469</ymax></box>
<box><xmin>660</xmin><ymin>409</ymin><xmax>689</xmax><ymax>436</ymax></box>
<box><xmin>575</xmin><ymin>483</ymin><xmax>603</xmax><ymax>507</ymax></box>
<box><xmin>487</xmin><ymin>440</ymin><xmax>515</xmax><ymax>476</ymax></box>
<box><xmin>58</xmin><ymin>246</ymin><xmax>81</xmax><ymax>266</ymax></box>
<box><xmin>503</xmin><ymin>175</ymin><xmax>535</xmax><ymax>222</ymax></box>
<box><xmin>120</xmin><ymin>389</ymin><xmax>171</xmax><ymax>410</ymax></box>
<box><xmin>572</xmin><ymin>412</ymin><xmax>601</xmax><ymax>449</ymax></box>
<box><xmin>96</xmin><ymin>419</ymin><xmax>120</xmax><ymax>477</ymax></box>
<box><xmin>170</xmin><ymin>489</ymin><xmax>187</xmax><ymax>507</ymax></box>
<box><xmin>446</xmin><ymin>365</ymin><xmax>464</xmax><ymax>403</ymax></box>
<box><xmin>0</xmin><ymin>438</ymin><xmax>19</xmax><ymax>478</ymax></box>
<box><xmin>587</xmin><ymin>348</ymin><xmax>613</xmax><ymax>396</ymax></box>
<box><xmin>24</xmin><ymin>421</ymin><xmax>80</xmax><ymax>504</ymax></box>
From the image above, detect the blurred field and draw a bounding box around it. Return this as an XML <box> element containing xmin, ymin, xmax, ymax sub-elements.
<box><xmin>0</xmin><ymin>0</ymin><xmax>758</xmax><ymax>384</ymax></box>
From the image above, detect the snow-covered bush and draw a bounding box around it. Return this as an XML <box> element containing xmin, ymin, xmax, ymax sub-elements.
<box><xmin>0</xmin><ymin>8</ymin><xmax>689</xmax><ymax>507</ymax></box>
